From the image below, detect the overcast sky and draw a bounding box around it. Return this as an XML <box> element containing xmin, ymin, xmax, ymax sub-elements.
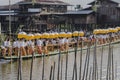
<box><xmin>0</xmin><ymin>0</ymin><xmax>94</xmax><ymax>7</ymax></box>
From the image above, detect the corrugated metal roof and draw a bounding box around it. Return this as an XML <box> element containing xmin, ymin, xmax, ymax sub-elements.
<box><xmin>0</xmin><ymin>10</ymin><xmax>15</xmax><ymax>13</ymax></box>
<box><xmin>0</xmin><ymin>0</ymin><xmax>70</xmax><ymax>10</ymax></box>
<box><xmin>0</xmin><ymin>10</ymin><xmax>17</xmax><ymax>15</ymax></box>
<box><xmin>112</xmin><ymin>0</ymin><xmax>120</xmax><ymax>3</ymax></box>
<box><xmin>65</xmin><ymin>10</ymin><xmax>94</xmax><ymax>15</ymax></box>
<box><xmin>0</xmin><ymin>13</ymin><xmax>17</xmax><ymax>16</ymax></box>
<box><xmin>88</xmin><ymin>0</ymin><xmax>120</xmax><ymax>5</ymax></box>
<box><xmin>19</xmin><ymin>0</ymin><xmax>70</xmax><ymax>6</ymax></box>
<box><xmin>19</xmin><ymin>2</ymin><xmax>69</xmax><ymax>5</ymax></box>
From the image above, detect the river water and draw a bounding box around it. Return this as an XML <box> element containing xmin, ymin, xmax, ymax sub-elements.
<box><xmin>0</xmin><ymin>43</ymin><xmax>120</xmax><ymax>80</ymax></box>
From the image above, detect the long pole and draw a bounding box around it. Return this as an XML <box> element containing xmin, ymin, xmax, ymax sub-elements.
<box><xmin>52</xmin><ymin>62</ymin><xmax>55</xmax><ymax>80</ymax></box>
<box><xmin>42</xmin><ymin>53</ymin><xmax>45</xmax><ymax>80</ymax></box>
<box><xmin>115</xmin><ymin>62</ymin><xmax>117</xmax><ymax>80</ymax></box>
<box><xmin>9</xmin><ymin>0</ymin><xmax>11</xmax><ymax>37</ymax></box>
<box><xmin>72</xmin><ymin>49</ymin><xmax>77</xmax><ymax>80</ymax></box>
<box><xmin>82</xmin><ymin>47</ymin><xmax>89</xmax><ymax>80</ymax></box>
<box><xmin>30</xmin><ymin>52</ymin><xmax>34</xmax><ymax>80</ymax></box>
<box><xmin>49</xmin><ymin>65</ymin><xmax>53</xmax><ymax>80</ymax></box>
<box><xmin>30</xmin><ymin>3</ymin><xmax>36</xmax><ymax>80</ymax></box>
<box><xmin>72</xmin><ymin>37</ymin><xmax>78</xmax><ymax>80</ymax></box>
<box><xmin>106</xmin><ymin>44</ymin><xmax>111</xmax><ymax>80</ymax></box>
<box><xmin>89</xmin><ymin>67</ymin><xmax>92</xmax><ymax>80</ymax></box>
<box><xmin>65</xmin><ymin>51</ymin><xmax>68</xmax><ymax>80</ymax></box>
<box><xmin>17</xmin><ymin>47</ymin><xmax>22</xmax><ymax>80</ymax></box>
<box><xmin>106</xmin><ymin>33</ymin><xmax>112</xmax><ymax>80</ymax></box>
<box><xmin>94</xmin><ymin>0</ymin><xmax>99</xmax><ymax>78</ymax></box>
<box><xmin>0</xmin><ymin>22</ymin><xmax>1</xmax><ymax>34</ymax></box>
<box><xmin>79</xmin><ymin>39</ymin><xmax>83</xmax><ymax>80</ymax></box>
<box><xmin>20</xmin><ymin>49</ymin><xmax>22</xmax><ymax>80</ymax></box>
<box><xmin>92</xmin><ymin>36</ymin><xmax>97</xmax><ymax>80</ymax></box>
<box><xmin>111</xmin><ymin>46</ymin><xmax>114</xmax><ymax>80</ymax></box>
<box><xmin>61</xmin><ymin>57</ymin><xmax>63</xmax><ymax>80</ymax></box>
<box><xmin>57</xmin><ymin>50</ymin><xmax>61</xmax><ymax>80</ymax></box>
<box><xmin>85</xmin><ymin>44</ymin><xmax>91</xmax><ymax>80</ymax></box>
<box><xmin>9</xmin><ymin>0</ymin><xmax>12</xmax><ymax>62</ymax></box>
<box><xmin>17</xmin><ymin>48</ymin><xmax>20</xmax><ymax>80</ymax></box>
<box><xmin>100</xmin><ymin>45</ymin><xmax>103</xmax><ymax>80</ymax></box>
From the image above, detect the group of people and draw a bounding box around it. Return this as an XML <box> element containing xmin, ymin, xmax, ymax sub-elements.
<box><xmin>0</xmin><ymin>31</ymin><xmax>120</xmax><ymax>56</ymax></box>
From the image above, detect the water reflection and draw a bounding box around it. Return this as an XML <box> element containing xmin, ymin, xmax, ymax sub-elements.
<box><xmin>0</xmin><ymin>44</ymin><xmax>120</xmax><ymax>80</ymax></box>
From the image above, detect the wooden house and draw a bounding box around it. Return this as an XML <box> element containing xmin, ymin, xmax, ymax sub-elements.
<box><xmin>63</xmin><ymin>10</ymin><xmax>95</xmax><ymax>31</ymax></box>
<box><xmin>0</xmin><ymin>3</ymin><xmax>19</xmax><ymax>34</ymax></box>
<box><xmin>0</xmin><ymin>0</ymin><xmax>70</xmax><ymax>33</ymax></box>
<box><xmin>86</xmin><ymin>0</ymin><xmax>120</xmax><ymax>24</ymax></box>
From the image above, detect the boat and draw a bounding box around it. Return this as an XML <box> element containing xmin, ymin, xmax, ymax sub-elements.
<box><xmin>0</xmin><ymin>40</ymin><xmax>120</xmax><ymax>60</ymax></box>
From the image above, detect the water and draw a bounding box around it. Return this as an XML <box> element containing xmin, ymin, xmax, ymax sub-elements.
<box><xmin>0</xmin><ymin>43</ymin><xmax>120</xmax><ymax>80</ymax></box>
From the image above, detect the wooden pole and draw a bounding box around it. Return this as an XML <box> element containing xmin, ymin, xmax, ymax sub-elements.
<box><xmin>60</xmin><ymin>57</ymin><xmax>63</xmax><ymax>80</ymax></box>
<box><xmin>100</xmin><ymin>45</ymin><xmax>103</xmax><ymax>80</ymax></box>
<box><xmin>30</xmin><ymin>52</ymin><xmax>34</xmax><ymax>80</ymax></box>
<box><xmin>94</xmin><ymin>39</ymin><xmax>97</xmax><ymax>80</ymax></box>
<box><xmin>89</xmin><ymin>67</ymin><xmax>92</xmax><ymax>80</ymax></box>
<box><xmin>57</xmin><ymin>50</ymin><xmax>61</xmax><ymax>80</ymax></box>
<box><xmin>92</xmin><ymin>36</ymin><xmax>97</xmax><ymax>80</ymax></box>
<box><xmin>49</xmin><ymin>65</ymin><xmax>53</xmax><ymax>80</ymax></box>
<box><xmin>106</xmin><ymin>33</ymin><xmax>112</xmax><ymax>80</ymax></box>
<box><xmin>9</xmin><ymin>0</ymin><xmax>12</xmax><ymax>62</ymax></box>
<box><xmin>9</xmin><ymin>0</ymin><xmax>11</xmax><ymax>37</ymax></box>
<box><xmin>17</xmin><ymin>47</ymin><xmax>22</xmax><ymax>80</ymax></box>
<box><xmin>115</xmin><ymin>62</ymin><xmax>117</xmax><ymax>80</ymax></box>
<box><xmin>17</xmin><ymin>49</ymin><xmax>20</xmax><ymax>80</ymax></box>
<box><xmin>82</xmin><ymin>47</ymin><xmax>89</xmax><ymax>80</ymax></box>
<box><xmin>75</xmin><ymin>39</ymin><xmax>78</xmax><ymax>80</ymax></box>
<box><xmin>72</xmin><ymin>37</ymin><xmax>78</xmax><ymax>80</ymax></box>
<box><xmin>106</xmin><ymin>45</ymin><xmax>111</xmax><ymax>80</ymax></box>
<box><xmin>65</xmin><ymin>51</ymin><xmax>68</xmax><ymax>80</ymax></box>
<box><xmin>111</xmin><ymin>46</ymin><xmax>114</xmax><ymax>80</ymax></box>
<box><xmin>72</xmin><ymin>66</ymin><xmax>75</xmax><ymax>80</ymax></box>
<box><xmin>42</xmin><ymin>53</ymin><xmax>45</xmax><ymax>80</ymax></box>
<box><xmin>85</xmin><ymin>44</ymin><xmax>90</xmax><ymax>80</ymax></box>
<box><xmin>20</xmin><ymin>50</ymin><xmax>22</xmax><ymax>80</ymax></box>
<box><xmin>79</xmin><ymin>39</ymin><xmax>83</xmax><ymax>80</ymax></box>
<box><xmin>52</xmin><ymin>62</ymin><xmax>55</xmax><ymax>80</ymax></box>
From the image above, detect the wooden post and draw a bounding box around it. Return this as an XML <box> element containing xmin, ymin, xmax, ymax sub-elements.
<box><xmin>0</xmin><ymin>22</ymin><xmax>1</xmax><ymax>34</ymax></box>
<box><xmin>100</xmin><ymin>45</ymin><xmax>103</xmax><ymax>80</ymax></box>
<box><xmin>79</xmin><ymin>39</ymin><xmax>82</xmax><ymax>80</ymax></box>
<box><xmin>49</xmin><ymin>65</ymin><xmax>53</xmax><ymax>80</ymax></box>
<box><xmin>52</xmin><ymin>62</ymin><xmax>55</xmax><ymax>80</ymax></box>
<box><xmin>65</xmin><ymin>51</ymin><xmax>68</xmax><ymax>80</ymax></box>
<box><xmin>42</xmin><ymin>54</ymin><xmax>45</xmax><ymax>80</ymax></box>
<box><xmin>57</xmin><ymin>50</ymin><xmax>61</xmax><ymax>80</ymax></box>
<box><xmin>30</xmin><ymin>53</ymin><xmax>34</xmax><ymax>80</ymax></box>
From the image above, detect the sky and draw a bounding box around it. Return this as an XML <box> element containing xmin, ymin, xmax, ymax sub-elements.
<box><xmin>0</xmin><ymin>0</ymin><xmax>22</xmax><ymax>5</ymax></box>
<box><xmin>0</xmin><ymin>0</ymin><xmax>94</xmax><ymax>7</ymax></box>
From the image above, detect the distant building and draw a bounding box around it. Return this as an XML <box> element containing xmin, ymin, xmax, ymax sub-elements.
<box><xmin>0</xmin><ymin>3</ymin><xmax>19</xmax><ymax>34</ymax></box>
<box><xmin>64</xmin><ymin>10</ymin><xmax>95</xmax><ymax>24</ymax></box>
<box><xmin>63</xmin><ymin>10</ymin><xmax>95</xmax><ymax>31</ymax></box>
<box><xmin>19</xmin><ymin>0</ymin><xmax>70</xmax><ymax>32</ymax></box>
<box><xmin>1</xmin><ymin>0</ymin><xmax>120</xmax><ymax>34</ymax></box>
<box><xmin>85</xmin><ymin>0</ymin><xmax>120</xmax><ymax>24</ymax></box>
<box><xmin>0</xmin><ymin>0</ymin><xmax>70</xmax><ymax>33</ymax></box>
